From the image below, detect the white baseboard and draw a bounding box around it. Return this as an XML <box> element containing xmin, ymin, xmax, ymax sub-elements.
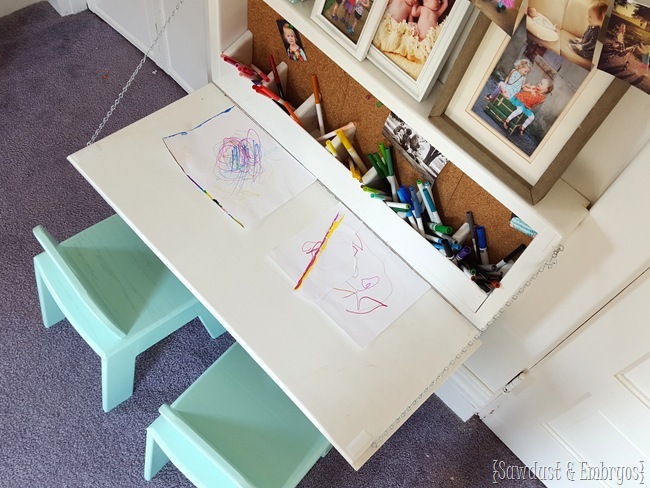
<box><xmin>435</xmin><ymin>364</ymin><xmax>494</xmax><ymax>421</ymax></box>
<box><xmin>48</xmin><ymin>0</ymin><xmax>87</xmax><ymax>16</ymax></box>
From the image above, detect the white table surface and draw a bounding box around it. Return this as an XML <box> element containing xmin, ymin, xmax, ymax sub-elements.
<box><xmin>69</xmin><ymin>83</ymin><xmax>479</xmax><ymax>469</ymax></box>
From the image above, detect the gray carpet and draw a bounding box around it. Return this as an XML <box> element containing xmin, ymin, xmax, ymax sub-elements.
<box><xmin>0</xmin><ymin>3</ymin><xmax>544</xmax><ymax>487</ymax></box>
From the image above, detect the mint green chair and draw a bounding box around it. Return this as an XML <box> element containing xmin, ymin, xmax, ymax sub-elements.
<box><xmin>144</xmin><ymin>342</ymin><xmax>331</xmax><ymax>488</ymax></box>
<box><xmin>33</xmin><ymin>214</ymin><xmax>225</xmax><ymax>412</ymax></box>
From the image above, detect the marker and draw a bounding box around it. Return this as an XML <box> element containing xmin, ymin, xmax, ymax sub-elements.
<box><xmin>366</xmin><ymin>153</ymin><xmax>385</xmax><ymax>178</ymax></box>
<box><xmin>349</xmin><ymin>160</ymin><xmax>362</xmax><ymax>182</ymax></box>
<box><xmin>361</xmin><ymin>166</ymin><xmax>382</xmax><ymax>186</ymax></box>
<box><xmin>396</xmin><ymin>186</ymin><xmax>417</xmax><ymax>230</ymax></box>
<box><xmin>409</xmin><ymin>186</ymin><xmax>426</xmax><ymax>237</ymax></box>
<box><xmin>454</xmin><ymin>246</ymin><xmax>472</xmax><ymax>263</ymax></box>
<box><xmin>429</xmin><ymin>223</ymin><xmax>453</xmax><ymax>235</ymax></box>
<box><xmin>283</xmin><ymin>100</ymin><xmax>303</xmax><ymax>127</ymax></box>
<box><xmin>370</xmin><ymin>193</ymin><xmax>392</xmax><ymax>201</ymax></box>
<box><xmin>250</xmin><ymin>63</ymin><xmax>270</xmax><ymax>83</ymax></box>
<box><xmin>325</xmin><ymin>140</ymin><xmax>340</xmax><ymax>160</ymax></box>
<box><xmin>311</xmin><ymin>74</ymin><xmax>325</xmax><ymax>136</ymax></box>
<box><xmin>423</xmin><ymin>181</ymin><xmax>442</xmax><ymax>224</ymax></box>
<box><xmin>315</xmin><ymin>122</ymin><xmax>356</xmax><ymax>142</ymax></box>
<box><xmin>238</xmin><ymin>69</ymin><xmax>261</xmax><ymax>82</ymax></box>
<box><xmin>425</xmin><ymin>235</ymin><xmax>463</xmax><ymax>251</ymax></box>
<box><xmin>337</xmin><ymin>129</ymin><xmax>368</xmax><ymax>173</ymax></box>
<box><xmin>466</xmin><ymin>211</ymin><xmax>479</xmax><ymax>261</ymax></box>
<box><xmin>451</xmin><ymin>222</ymin><xmax>471</xmax><ymax>245</ymax></box>
<box><xmin>441</xmin><ymin>239</ymin><xmax>454</xmax><ymax>259</ymax></box>
<box><xmin>476</xmin><ymin>225</ymin><xmax>489</xmax><ymax>265</ymax></box>
<box><xmin>220</xmin><ymin>53</ymin><xmax>241</xmax><ymax>66</ymax></box>
<box><xmin>371</xmin><ymin>152</ymin><xmax>388</xmax><ymax>177</ymax></box>
<box><xmin>361</xmin><ymin>185</ymin><xmax>388</xmax><ymax>195</ymax></box>
<box><xmin>385</xmin><ymin>201</ymin><xmax>410</xmax><ymax>210</ymax></box>
<box><xmin>494</xmin><ymin>244</ymin><xmax>526</xmax><ymax>270</ymax></box>
<box><xmin>382</xmin><ymin>144</ymin><xmax>398</xmax><ymax>201</ymax></box>
<box><xmin>268</xmin><ymin>54</ymin><xmax>285</xmax><ymax>100</ymax></box>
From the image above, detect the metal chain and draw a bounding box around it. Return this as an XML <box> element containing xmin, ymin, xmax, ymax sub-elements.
<box><xmin>87</xmin><ymin>0</ymin><xmax>187</xmax><ymax>146</ymax></box>
<box><xmin>371</xmin><ymin>244</ymin><xmax>565</xmax><ymax>449</ymax></box>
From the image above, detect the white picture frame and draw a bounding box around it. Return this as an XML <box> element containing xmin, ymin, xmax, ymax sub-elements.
<box><xmin>311</xmin><ymin>0</ymin><xmax>389</xmax><ymax>61</ymax></box>
<box><xmin>366</xmin><ymin>0</ymin><xmax>473</xmax><ymax>101</ymax></box>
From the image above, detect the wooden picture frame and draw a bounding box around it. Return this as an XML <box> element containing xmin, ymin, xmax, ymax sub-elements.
<box><xmin>311</xmin><ymin>0</ymin><xmax>388</xmax><ymax>61</ymax></box>
<box><xmin>429</xmin><ymin>13</ymin><xmax>629</xmax><ymax>205</ymax></box>
<box><xmin>366</xmin><ymin>0</ymin><xmax>473</xmax><ymax>101</ymax></box>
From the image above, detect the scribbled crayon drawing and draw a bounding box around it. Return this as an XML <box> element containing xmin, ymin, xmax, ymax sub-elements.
<box><xmin>213</xmin><ymin>128</ymin><xmax>264</xmax><ymax>193</ymax></box>
<box><xmin>324</xmin><ymin>232</ymin><xmax>393</xmax><ymax>315</ymax></box>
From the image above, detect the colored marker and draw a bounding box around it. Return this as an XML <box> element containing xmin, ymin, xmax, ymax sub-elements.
<box><xmin>268</xmin><ymin>54</ymin><xmax>285</xmax><ymax>100</ymax></box>
<box><xmin>425</xmin><ymin>235</ymin><xmax>463</xmax><ymax>251</ymax></box>
<box><xmin>476</xmin><ymin>225</ymin><xmax>489</xmax><ymax>265</ymax></box>
<box><xmin>250</xmin><ymin>63</ymin><xmax>270</xmax><ymax>82</ymax></box>
<box><xmin>220</xmin><ymin>53</ymin><xmax>241</xmax><ymax>66</ymax></box>
<box><xmin>337</xmin><ymin>129</ymin><xmax>368</xmax><ymax>173</ymax></box>
<box><xmin>315</xmin><ymin>122</ymin><xmax>356</xmax><ymax>142</ymax></box>
<box><xmin>361</xmin><ymin>166</ymin><xmax>382</xmax><ymax>186</ymax></box>
<box><xmin>494</xmin><ymin>244</ymin><xmax>526</xmax><ymax>270</ymax></box>
<box><xmin>370</xmin><ymin>193</ymin><xmax>392</xmax><ymax>201</ymax></box>
<box><xmin>385</xmin><ymin>201</ymin><xmax>410</xmax><ymax>210</ymax></box>
<box><xmin>441</xmin><ymin>239</ymin><xmax>454</xmax><ymax>259</ymax></box>
<box><xmin>409</xmin><ymin>186</ymin><xmax>426</xmax><ymax>237</ymax></box>
<box><xmin>451</xmin><ymin>222</ymin><xmax>471</xmax><ymax>245</ymax></box>
<box><xmin>466</xmin><ymin>211</ymin><xmax>479</xmax><ymax>261</ymax></box>
<box><xmin>349</xmin><ymin>160</ymin><xmax>362</xmax><ymax>181</ymax></box>
<box><xmin>361</xmin><ymin>185</ymin><xmax>388</xmax><ymax>195</ymax></box>
<box><xmin>325</xmin><ymin>140</ymin><xmax>340</xmax><ymax>160</ymax></box>
<box><xmin>371</xmin><ymin>152</ymin><xmax>388</xmax><ymax>177</ymax></box>
<box><xmin>423</xmin><ymin>181</ymin><xmax>442</xmax><ymax>224</ymax></box>
<box><xmin>396</xmin><ymin>186</ymin><xmax>417</xmax><ymax>230</ymax></box>
<box><xmin>311</xmin><ymin>74</ymin><xmax>325</xmax><ymax>136</ymax></box>
<box><xmin>366</xmin><ymin>153</ymin><xmax>385</xmax><ymax>178</ymax></box>
<box><xmin>429</xmin><ymin>223</ymin><xmax>453</xmax><ymax>235</ymax></box>
<box><xmin>382</xmin><ymin>144</ymin><xmax>398</xmax><ymax>202</ymax></box>
<box><xmin>454</xmin><ymin>246</ymin><xmax>472</xmax><ymax>263</ymax></box>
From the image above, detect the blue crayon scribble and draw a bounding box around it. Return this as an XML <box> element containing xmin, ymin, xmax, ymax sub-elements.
<box><xmin>213</xmin><ymin>129</ymin><xmax>264</xmax><ymax>192</ymax></box>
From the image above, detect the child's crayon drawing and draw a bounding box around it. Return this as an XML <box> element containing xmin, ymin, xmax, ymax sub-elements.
<box><xmin>163</xmin><ymin>106</ymin><xmax>315</xmax><ymax>228</ymax></box>
<box><xmin>271</xmin><ymin>203</ymin><xmax>429</xmax><ymax>347</ymax></box>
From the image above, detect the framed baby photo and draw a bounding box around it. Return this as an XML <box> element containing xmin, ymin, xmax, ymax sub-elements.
<box><xmin>429</xmin><ymin>14</ymin><xmax>629</xmax><ymax>204</ymax></box>
<box><xmin>365</xmin><ymin>0</ymin><xmax>473</xmax><ymax>101</ymax></box>
<box><xmin>311</xmin><ymin>0</ymin><xmax>389</xmax><ymax>60</ymax></box>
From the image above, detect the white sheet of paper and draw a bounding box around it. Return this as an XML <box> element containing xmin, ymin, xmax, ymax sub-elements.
<box><xmin>271</xmin><ymin>203</ymin><xmax>430</xmax><ymax>347</ymax></box>
<box><xmin>164</xmin><ymin>106</ymin><xmax>315</xmax><ymax>228</ymax></box>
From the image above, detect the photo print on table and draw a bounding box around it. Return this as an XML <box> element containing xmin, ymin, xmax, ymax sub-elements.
<box><xmin>598</xmin><ymin>0</ymin><xmax>650</xmax><ymax>95</ymax></box>
<box><xmin>468</xmin><ymin>20</ymin><xmax>591</xmax><ymax>159</ymax></box>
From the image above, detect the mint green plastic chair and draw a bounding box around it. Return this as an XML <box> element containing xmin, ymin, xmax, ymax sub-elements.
<box><xmin>33</xmin><ymin>214</ymin><xmax>225</xmax><ymax>412</ymax></box>
<box><xmin>144</xmin><ymin>342</ymin><xmax>331</xmax><ymax>488</ymax></box>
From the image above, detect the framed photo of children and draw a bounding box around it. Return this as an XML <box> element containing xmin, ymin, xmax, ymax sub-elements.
<box><xmin>429</xmin><ymin>15</ymin><xmax>629</xmax><ymax>204</ymax></box>
<box><xmin>365</xmin><ymin>0</ymin><xmax>473</xmax><ymax>101</ymax></box>
<box><xmin>597</xmin><ymin>0</ymin><xmax>650</xmax><ymax>96</ymax></box>
<box><xmin>311</xmin><ymin>0</ymin><xmax>389</xmax><ymax>60</ymax></box>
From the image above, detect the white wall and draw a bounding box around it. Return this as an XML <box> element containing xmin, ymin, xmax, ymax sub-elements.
<box><xmin>561</xmin><ymin>86</ymin><xmax>650</xmax><ymax>204</ymax></box>
<box><xmin>1</xmin><ymin>0</ymin><xmax>41</xmax><ymax>17</ymax></box>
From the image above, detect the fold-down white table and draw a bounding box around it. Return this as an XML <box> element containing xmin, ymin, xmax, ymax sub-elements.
<box><xmin>69</xmin><ymin>84</ymin><xmax>478</xmax><ymax>470</ymax></box>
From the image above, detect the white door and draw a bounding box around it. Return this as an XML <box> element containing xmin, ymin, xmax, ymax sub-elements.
<box><xmin>482</xmin><ymin>267</ymin><xmax>650</xmax><ymax>487</ymax></box>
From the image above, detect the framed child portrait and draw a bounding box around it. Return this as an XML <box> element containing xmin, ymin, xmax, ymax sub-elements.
<box><xmin>429</xmin><ymin>14</ymin><xmax>629</xmax><ymax>204</ymax></box>
<box><xmin>311</xmin><ymin>0</ymin><xmax>388</xmax><ymax>60</ymax></box>
<box><xmin>366</xmin><ymin>0</ymin><xmax>473</xmax><ymax>101</ymax></box>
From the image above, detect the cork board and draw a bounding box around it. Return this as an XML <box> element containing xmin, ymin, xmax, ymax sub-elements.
<box><xmin>247</xmin><ymin>0</ymin><xmax>532</xmax><ymax>262</ymax></box>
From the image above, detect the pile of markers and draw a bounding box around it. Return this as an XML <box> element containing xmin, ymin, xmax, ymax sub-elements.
<box><xmin>361</xmin><ymin>144</ymin><xmax>527</xmax><ymax>294</ymax></box>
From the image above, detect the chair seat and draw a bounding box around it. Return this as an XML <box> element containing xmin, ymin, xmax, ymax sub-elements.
<box><xmin>33</xmin><ymin>214</ymin><xmax>225</xmax><ymax>411</ymax></box>
<box><xmin>145</xmin><ymin>343</ymin><xmax>331</xmax><ymax>488</ymax></box>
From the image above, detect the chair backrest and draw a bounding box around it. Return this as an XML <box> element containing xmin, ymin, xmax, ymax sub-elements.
<box><xmin>33</xmin><ymin>225</ymin><xmax>126</xmax><ymax>338</ymax></box>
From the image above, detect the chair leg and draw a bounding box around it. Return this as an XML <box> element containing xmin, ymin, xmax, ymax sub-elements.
<box><xmin>34</xmin><ymin>265</ymin><xmax>65</xmax><ymax>328</ymax></box>
<box><xmin>144</xmin><ymin>430</ymin><xmax>170</xmax><ymax>481</ymax></box>
<box><xmin>101</xmin><ymin>346</ymin><xmax>137</xmax><ymax>412</ymax></box>
<box><xmin>196</xmin><ymin>304</ymin><xmax>226</xmax><ymax>339</ymax></box>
